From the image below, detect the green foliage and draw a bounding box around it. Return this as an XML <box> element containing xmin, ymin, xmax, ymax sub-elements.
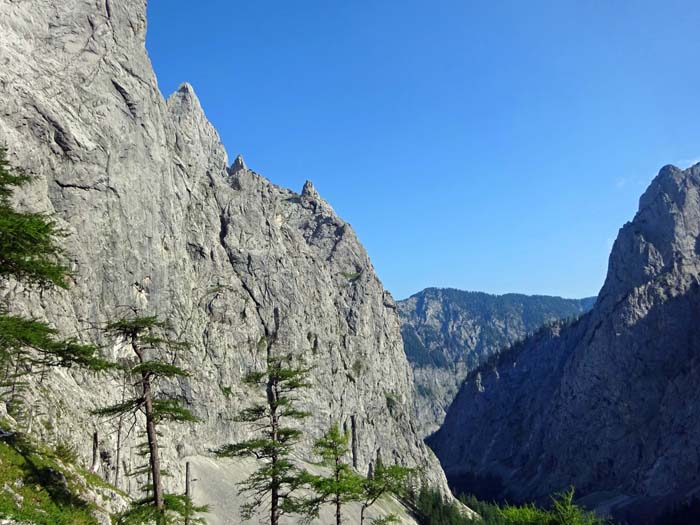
<box><xmin>95</xmin><ymin>313</ymin><xmax>203</xmax><ymax>524</ymax></box>
<box><xmin>105</xmin><ymin>315</ymin><xmax>165</xmax><ymax>336</ymax></box>
<box><xmin>352</xmin><ymin>358</ymin><xmax>363</xmax><ymax>377</ymax></box>
<box><xmin>131</xmin><ymin>361</ymin><xmax>190</xmax><ymax>378</ymax></box>
<box><xmin>91</xmin><ymin>398</ymin><xmax>143</xmax><ymax>418</ymax></box>
<box><xmin>413</xmin><ymin>488</ymin><xmax>608</xmax><ymax>525</ymax></box>
<box><xmin>117</xmin><ymin>493</ymin><xmax>208</xmax><ymax>525</ymax></box>
<box><xmin>0</xmin><ymin>149</ymin><xmax>107</xmax><ymax>413</ymax></box>
<box><xmin>0</xmin><ymin>148</ymin><xmax>70</xmax><ymax>288</ymax></box>
<box><xmin>372</xmin><ymin>515</ymin><xmax>401</xmax><ymax>525</ymax></box>
<box><xmin>549</xmin><ymin>488</ymin><xmax>605</xmax><ymax>525</ymax></box>
<box><xmin>360</xmin><ymin>460</ymin><xmax>415</xmax><ymax>524</ymax></box>
<box><xmin>95</xmin><ymin>314</ymin><xmax>195</xmax><ymax>423</ymax></box>
<box><xmin>53</xmin><ymin>441</ymin><xmax>79</xmax><ymax>464</ymax></box>
<box><xmin>220</xmin><ymin>385</ymin><xmax>233</xmax><ymax>397</ymax></box>
<box><xmin>0</xmin><ymin>314</ymin><xmax>109</xmax><ymax>374</ymax></box>
<box><xmin>215</xmin><ymin>350</ymin><xmax>313</xmax><ymax>522</ymax></box>
<box><xmin>384</xmin><ymin>393</ymin><xmax>399</xmax><ymax>414</ymax></box>
<box><xmin>400</xmin><ymin>326</ymin><xmax>450</xmax><ymax>368</ymax></box>
<box><xmin>151</xmin><ymin>399</ymin><xmax>199</xmax><ymax>423</ymax></box>
<box><xmin>0</xmin><ymin>431</ymin><xmax>98</xmax><ymax>524</ymax></box>
<box><xmin>340</xmin><ymin>271</ymin><xmax>363</xmax><ymax>282</ymax></box>
<box><xmin>304</xmin><ymin>423</ymin><xmax>365</xmax><ymax>522</ymax></box>
<box><xmin>411</xmin><ymin>487</ymin><xmax>471</xmax><ymax>525</ymax></box>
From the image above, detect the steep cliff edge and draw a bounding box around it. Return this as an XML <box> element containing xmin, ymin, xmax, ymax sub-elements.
<box><xmin>429</xmin><ymin>164</ymin><xmax>700</xmax><ymax>523</ymax></box>
<box><xmin>0</xmin><ymin>0</ymin><xmax>449</xmax><ymax>522</ymax></box>
<box><xmin>398</xmin><ymin>290</ymin><xmax>594</xmax><ymax>436</ymax></box>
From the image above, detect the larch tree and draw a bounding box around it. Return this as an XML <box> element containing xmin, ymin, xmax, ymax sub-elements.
<box><xmin>215</xmin><ymin>332</ymin><xmax>314</xmax><ymax>525</ymax></box>
<box><xmin>0</xmin><ymin>147</ymin><xmax>106</xmax><ymax>416</ymax></box>
<box><xmin>305</xmin><ymin>423</ymin><xmax>364</xmax><ymax>525</ymax></box>
<box><xmin>359</xmin><ymin>459</ymin><xmax>414</xmax><ymax>525</ymax></box>
<box><xmin>94</xmin><ymin>314</ymin><xmax>206</xmax><ymax>525</ymax></box>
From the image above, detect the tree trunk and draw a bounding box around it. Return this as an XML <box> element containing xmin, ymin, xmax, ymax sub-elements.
<box><xmin>114</xmin><ymin>415</ymin><xmax>123</xmax><ymax>487</ymax></box>
<box><xmin>360</xmin><ymin>505</ymin><xmax>366</xmax><ymax>525</ymax></box>
<box><xmin>271</xmin><ymin>487</ymin><xmax>280</xmax><ymax>525</ymax></box>
<box><xmin>89</xmin><ymin>431</ymin><xmax>100</xmax><ymax>473</ymax></box>
<box><xmin>185</xmin><ymin>461</ymin><xmax>191</xmax><ymax>525</ymax></box>
<box><xmin>142</xmin><ymin>373</ymin><xmax>164</xmax><ymax>512</ymax></box>
<box><xmin>114</xmin><ymin>376</ymin><xmax>126</xmax><ymax>488</ymax></box>
<box><xmin>335</xmin><ymin>456</ymin><xmax>342</xmax><ymax>525</ymax></box>
<box><xmin>268</xmin><ymin>358</ymin><xmax>280</xmax><ymax>525</ymax></box>
<box><xmin>134</xmin><ymin>339</ymin><xmax>164</xmax><ymax>514</ymax></box>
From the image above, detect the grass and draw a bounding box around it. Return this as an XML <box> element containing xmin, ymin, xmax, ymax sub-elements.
<box><xmin>340</xmin><ymin>271</ymin><xmax>363</xmax><ymax>282</ymax></box>
<box><xmin>0</xmin><ymin>431</ymin><xmax>99</xmax><ymax>524</ymax></box>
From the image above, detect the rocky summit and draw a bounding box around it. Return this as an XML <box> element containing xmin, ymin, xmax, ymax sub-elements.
<box><xmin>0</xmin><ymin>0</ymin><xmax>451</xmax><ymax>522</ymax></box>
<box><xmin>398</xmin><ymin>289</ymin><xmax>595</xmax><ymax>436</ymax></box>
<box><xmin>428</xmin><ymin>163</ymin><xmax>700</xmax><ymax>523</ymax></box>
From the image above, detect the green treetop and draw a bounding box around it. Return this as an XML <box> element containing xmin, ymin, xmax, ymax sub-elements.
<box><xmin>305</xmin><ymin>423</ymin><xmax>364</xmax><ymax>525</ymax></box>
<box><xmin>216</xmin><ymin>342</ymin><xmax>313</xmax><ymax>525</ymax></box>
<box><xmin>0</xmin><ymin>148</ymin><xmax>69</xmax><ymax>288</ymax></box>
<box><xmin>0</xmin><ymin>148</ymin><xmax>106</xmax><ymax>411</ymax></box>
<box><xmin>360</xmin><ymin>459</ymin><xmax>414</xmax><ymax>525</ymax></box>
<box><xmin>94</xmin><ymin>314</ymin><xmax>205</xmax><ymax>525</ymax></box>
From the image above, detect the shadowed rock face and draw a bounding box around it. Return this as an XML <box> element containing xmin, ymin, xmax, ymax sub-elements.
<box><xmin>0</xmin><ymin>0</ymin><xmax>450</xmax><ymax>520</ymax></box>
<box><xmin>398</xmin><ymin>289</ymin><xmax>595</xmax><ymax>436</ymax></box>
<box><xmin>429</xmin><ymin>164</ymin><xmax>700</xmax><ymax>523</ymax></box>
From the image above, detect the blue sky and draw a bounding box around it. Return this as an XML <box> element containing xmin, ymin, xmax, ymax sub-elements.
<box><xmin>146</xmin><ymin>1</ymin><xmax>700</xmax><ymax>300</ymax></box>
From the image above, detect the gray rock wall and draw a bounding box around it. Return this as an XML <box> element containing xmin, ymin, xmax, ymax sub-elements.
<box><xmin>398</xmin><ymin>289</ymin><xmax>594</xmax><ymax>436</ymax></box>
<box><xmin>0</xmin><ymin>0</ymin><xmax>450</xmax><ymax>521</ymax></box>
<box><xmin>429</xmin><ymin>164</ymin><xmax>700</xmax><ymax>523</ymax></box>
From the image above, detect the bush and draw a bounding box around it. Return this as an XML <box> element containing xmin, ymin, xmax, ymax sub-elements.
<box><xmin>54</xmin><ymin>441</ymin><xmax>79</xmax><ymax>464</ymax></box>
<box><xmin>413</xmin><ymin>487</ymin><xmax>608</xmax><ymax>525</ymax></box>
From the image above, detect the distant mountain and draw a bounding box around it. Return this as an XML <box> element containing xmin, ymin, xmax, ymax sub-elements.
<box><xmin>428</xmin><ymin>163</ymin><xmax>700</xmax><ymax>524</ymax></box>
<box><xmin>398</xmin><ymin>289</ymin><xmax>595</xmax><ymax>435</ymax></box>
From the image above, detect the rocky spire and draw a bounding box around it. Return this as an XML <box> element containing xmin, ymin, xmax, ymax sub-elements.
<box><xmin>301</xmin><ymin>179</ymin><xmax>320</xmax><ymax>199</ymax></box>
<box><xmin>168</xmin><ymin>83</ymin><xmax>203</xmax><ymax>116</ymax></box>
<box><xmin>231</xmin><ymin>154</ymin><xmax>247</xmax><ymax>174</ymax></box>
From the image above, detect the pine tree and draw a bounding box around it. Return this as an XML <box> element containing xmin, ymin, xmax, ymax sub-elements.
<box><xmin>0</xmin><ymin>148</ymin><xmax>69</xmax><ymax>287</ymax></box>
<box><xmin>359</xmin><ymin>459</ymin><xmax>414</xmax><ymax>525</ymax></box>
<box><xmin>94</xmin><ymin>314</ymin><xmax>206</xmax><ymax>525</ymax></box>
<box><xmin>215</xmin><ymin>341</ymin><xmax>313</xmax><ymax>525</ymax></box>
<box><xmin>305</xmin><ymin>423</ymin><xmax>364</xmax><ymax>525</ymax></box>
<box><xmin>0</xmin><ymin>148</ymin><xmax>106</xmax><ymax>413</ymax></box>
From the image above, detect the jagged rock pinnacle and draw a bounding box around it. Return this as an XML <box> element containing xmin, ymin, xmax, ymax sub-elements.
<box><xmin>0</xmin><ymin>0</ymin><xmax>455</xmax><ymax>520</ymax></box>
<box><xmin>231</xmin><ymin>154</ymin><xmax>247</xmax><ymax>173</ymax></box>
<box><xmin>168</xmin><ymin>82</ymin><xmax>203</xmax><ymax>115</ymax></box>
<box><xmin>302</xmin><ymin>180</ymin><xmax>320</xmax><ymax>199</ymax></box>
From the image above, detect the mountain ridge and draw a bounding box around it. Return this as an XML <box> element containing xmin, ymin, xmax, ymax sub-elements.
<box><xmin>0</xmin><ymin>0</ymin><xmax>451</xmax><ymax>522</ymax></box>
<box><xmin>429</xmin><ymin>162</ymin><xmax>700</xmax><ymax>523</ymax></box>
<box><xmin>398</xmin><ymin>288</ymin><xmax>595</xmax><ymax>435</ymax></box>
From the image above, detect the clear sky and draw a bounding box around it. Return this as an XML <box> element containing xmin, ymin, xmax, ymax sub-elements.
<box><xmin>146</xmin><ymin>0</ymin><xmax>700</xmax><ymax>301</ymax></box>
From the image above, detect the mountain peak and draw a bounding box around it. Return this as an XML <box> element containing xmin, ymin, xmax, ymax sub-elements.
<box><xmin>599</xmin><ymin>162</ymin><xmax>700</xmax><ymax>308</ymax></box>
<box><xmin>231</xmin><ymin>154</ymin><xmax>247</xmax><ymax>173</ymax></box>
<box><xmin>167</xmin><ymin>82</ymin><xmax>203</xmax><ymax>115</ymax></box>
<box><xmin>302</xmin><ymin>180</ymin><xmax>320</xmax><ymax>199</ymax></box>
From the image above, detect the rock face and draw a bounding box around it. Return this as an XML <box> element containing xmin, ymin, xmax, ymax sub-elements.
<box><xmin>0</xmin><ymin>0</ymin><xmax>450</xmax><ymax>521</ymax></box>
<box><xmin>429</xmin><ymin>163</ymin><xmax>700</xmax><ymax>523</ymax></box>
<box><xmin>398</xmin><ymin>289</ymin><xmax>595</xmax><ymax>436</ymax></box>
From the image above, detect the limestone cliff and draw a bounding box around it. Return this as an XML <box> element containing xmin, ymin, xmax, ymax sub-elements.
<box><xmin>429</xmin><ymin>164</ymin><xmax>700</xmax><ymax>523</ymax></box>
<box><xmin>0</xmin><ymin>1</ymin><xmax>449</xmax><ymax>522</ymax></box>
